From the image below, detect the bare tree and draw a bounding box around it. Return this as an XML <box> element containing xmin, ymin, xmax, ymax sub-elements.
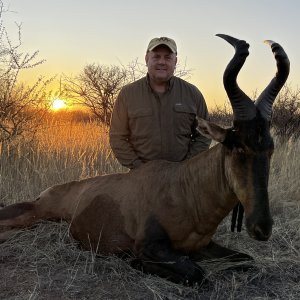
<box><xmin>272</xmin><ymin>85</ymin><xmax>300</xmax><ymax>139</ymax></box>
<box><xmin>64</xmin><ymin>64</ymin><xmax>128</xmax><ymax>125</ymax></box>
<box><xmin>0</xmin><ymin>1</ymin><xmax>50</xmax><ymax>143</ymax></box>
<box><xmin>209</xmin><ymin>98</ymin><xmax>233</xmax><ymax>127</ymax></box>
<box><xmin>120</xmin><ymin>58</ymin><xmax>146</xmax><ymax>83</ymax></box>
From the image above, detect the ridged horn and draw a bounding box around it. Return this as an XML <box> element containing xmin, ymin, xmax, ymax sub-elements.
<box><xmin>255</xmin><ymin>40</ymin><xmax>290</xmax><ymax>120</ymax></box>
<box><xmin>216</xmin><ymin>34</ymin><xmax>256</xmax><ymax>121</ymax></box>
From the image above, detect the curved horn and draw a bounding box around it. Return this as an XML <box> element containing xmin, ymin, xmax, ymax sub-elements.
<box><xmin>255</xmin><ymin>41</ymin><xmax>290</xmax><ymax>120</ymax></box>
<box><xmin>216</xmin><ymin>34</ymin><xmax>256</xmax><ymax>121</ymax></box>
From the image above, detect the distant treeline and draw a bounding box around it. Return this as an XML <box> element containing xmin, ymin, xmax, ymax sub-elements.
<box><xmin>209</xmin><ymin>85</ymin><xmax>300</xmax><ymax>140</ymax></box>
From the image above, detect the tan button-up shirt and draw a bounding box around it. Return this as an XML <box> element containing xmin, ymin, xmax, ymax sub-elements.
<box><xmin>109</xmin><ymin>75</ymin><xmax>211</xmax><ymax>169</ymax></box>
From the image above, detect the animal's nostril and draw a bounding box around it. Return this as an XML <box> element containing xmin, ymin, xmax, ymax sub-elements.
<box><xmin>254</xmin><ymin>225</ymin><xmax>271</xmax><ymax>241</ymax></box>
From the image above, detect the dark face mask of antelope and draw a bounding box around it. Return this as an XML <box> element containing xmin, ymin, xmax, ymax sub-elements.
<box><xmin>225</xmin><ymin>115</ymin><xmax>274</xmax><ymax>240</ymax></box>
<box><xmin>198</xmin><ymin>34</ymin><xmax>290</xmax><ymax>241</ymax></box>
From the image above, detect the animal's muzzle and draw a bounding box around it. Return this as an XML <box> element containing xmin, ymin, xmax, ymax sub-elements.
<box><xmin>246</xmin><ymin>218</ymin><xmax>273</xmax><ymax>241</ymax></box>
<box><xmin>252</xmin><ymin>224</ymin><xmax>272</xmax><ymax>241</ymax></box>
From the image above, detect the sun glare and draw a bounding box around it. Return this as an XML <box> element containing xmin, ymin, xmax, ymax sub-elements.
<box><xmin>51</xmin><ymin>99</ymin><xmax>66</xmax><ymax>110</ymax></box>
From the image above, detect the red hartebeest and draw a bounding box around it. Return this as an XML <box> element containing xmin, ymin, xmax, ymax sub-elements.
<box><xmin>0</xmin><ymin>34</ymin><xmax>290</xmax><ymax>285</ymax></box>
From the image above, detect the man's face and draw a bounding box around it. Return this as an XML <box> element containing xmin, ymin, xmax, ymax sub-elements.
<box><xmin>145</xmin><ymin>45</ymin><xmax>177</xmax><ymax>83</ymax></box>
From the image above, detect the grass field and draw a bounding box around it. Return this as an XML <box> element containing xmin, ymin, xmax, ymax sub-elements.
<box><xmin>0</xmin><ymin>121</ymin><xmax>299</xmax><ymax>299</ymax></box>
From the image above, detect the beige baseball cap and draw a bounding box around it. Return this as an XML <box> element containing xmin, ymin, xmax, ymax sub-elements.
<box><xmin>147</xmin><ymin>37</ymin><xmax>177</xmax><ymax>54</ymax></box>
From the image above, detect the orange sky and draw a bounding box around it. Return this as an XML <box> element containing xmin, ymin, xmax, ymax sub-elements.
<box><xmin>2</xmin><ymin>0</ymin><xmax>300</xmax><ymax>110</ymax></box>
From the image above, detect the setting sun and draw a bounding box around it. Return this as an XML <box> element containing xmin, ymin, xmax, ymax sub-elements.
<box><xmin>51</xmin><ymin>99</ymin><xmax>66</xmax><ymax>110</ymax></box>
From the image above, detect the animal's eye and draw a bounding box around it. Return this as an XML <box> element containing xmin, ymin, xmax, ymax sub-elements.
<box><xmin>236</xmin><ymin>147</ymin><xmax>245</xmax><ymax>154</ymax></box>
<box><xmin>234</xmin><ymin>144</ymin><xmax>246</xmax><ymax>154</ymax></box>
<box><xmin>233</xmin><ymin>147</ymin><xmax>247</xmax><ymax>162</ymax></box>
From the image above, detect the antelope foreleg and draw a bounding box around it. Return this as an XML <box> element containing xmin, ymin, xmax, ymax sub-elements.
<box><xmin>0</xmin><ymin>201</ymin><xmax>40</xmax><ymax>234</ymax></box>
<box><xmin>133</xmin><ymin>216</ymin><xmax>206</xmax><ymax>285</ymax></box>
<box><xmin>191</xmin><ymin>240</ymin><xmax>253</xmax><ymax>262</ymax></box>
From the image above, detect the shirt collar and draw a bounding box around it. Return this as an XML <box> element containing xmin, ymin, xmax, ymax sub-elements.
<box><xmin>146</xmin><ymin>74</ymin><xmax>175</xmax><ymax>93</ymax></box>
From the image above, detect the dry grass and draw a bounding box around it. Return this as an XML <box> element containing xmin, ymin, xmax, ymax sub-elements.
<box><xmin>0</xmin><ymin>120</ymin><xmax>124</xmax><ymax>205</ymax></box>
<box><xmin>0</xmin><ymin>121</ymin><xmax>299</xmax><ymax>299</ymax></box>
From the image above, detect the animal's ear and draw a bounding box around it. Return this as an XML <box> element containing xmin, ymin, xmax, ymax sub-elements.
<box><xmin>197</xmin><ymin>117</ymin><xmax>227</xmax><ymax>143</ymax></box>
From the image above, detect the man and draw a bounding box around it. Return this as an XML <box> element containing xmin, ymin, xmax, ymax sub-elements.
<box><xmin>109</xmin><ymin>36</ymin><xmax>211</xmax><ymax>169</ymax></box>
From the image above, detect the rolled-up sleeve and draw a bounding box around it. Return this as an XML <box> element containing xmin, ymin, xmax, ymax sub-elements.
<box><xmin>109</xmin><ymin>89</ymin><xmax>142</xmax><ymax>169</ymax></box>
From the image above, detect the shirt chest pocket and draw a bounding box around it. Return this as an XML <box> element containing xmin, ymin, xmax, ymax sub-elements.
<box><xmin>173</xmin><ymin>104</ymin><xmax>197</xmax><ymax>135</ymax></box>
<box><xmin>128</xmin><ymin>108</ymin><xmax>153</xmax><ymax>138</ymax></box>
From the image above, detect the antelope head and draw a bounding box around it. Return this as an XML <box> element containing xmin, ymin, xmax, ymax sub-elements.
<box><xmin>199</xmin><ymin>34</ymin><xmax>290</xmax><ymax>241</ymax></box>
